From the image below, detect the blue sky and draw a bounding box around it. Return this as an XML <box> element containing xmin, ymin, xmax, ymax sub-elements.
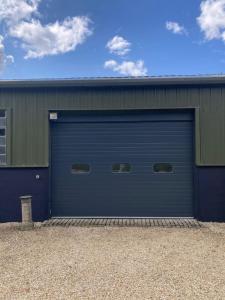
<box><xmin>0</xmin><ymin>0</ymin><xmax>225</xmax><ymax>79</ymax></box>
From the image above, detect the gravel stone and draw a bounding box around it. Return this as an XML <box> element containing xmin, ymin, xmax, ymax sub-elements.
<box><xmin>0</xmin><ymin>222</ymin><xmax>225</xmax><ymax>299</ymax></box>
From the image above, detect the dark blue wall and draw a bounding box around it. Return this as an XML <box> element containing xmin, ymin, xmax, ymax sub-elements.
<box><xmin>197</xmin><ymin>167</ymin><xmax>225</xmax><ymax>222</ymax></box>
<box><xmin>0</xmin><ymin>166</ymin><xmax>225</xmax><ymax>222</ymax></box>
<box><xmin>0</xmin><ymin>168</ymin><xmax>49</xmax><ymax>222</ymax></box>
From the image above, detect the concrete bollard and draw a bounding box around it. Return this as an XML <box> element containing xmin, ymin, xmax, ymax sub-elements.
<box><xmin>20</xmin><ymin>195</ymin><xmax>34</xmax><ymax>230</ymax></box>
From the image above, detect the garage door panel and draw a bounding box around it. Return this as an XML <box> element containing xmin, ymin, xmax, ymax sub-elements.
<box><xmin>51</xmin><ymin>111</ymin><xmax>194</xmax><ymax>217</ymax></box>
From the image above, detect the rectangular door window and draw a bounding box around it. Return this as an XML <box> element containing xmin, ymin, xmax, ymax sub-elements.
<box><xmin>71</xmin><ymin>164</ymin><xmax>90</xmax><ymax>174</ymax></box>
<box><xmin>153</xmin><ymin>163</ymin><xmax>173</xmax><ymax>173</ymax></box>
<box><xmin>112</xmin><ymin>163</ymin><xmax>131</xmax><ymax>173</ymax></box>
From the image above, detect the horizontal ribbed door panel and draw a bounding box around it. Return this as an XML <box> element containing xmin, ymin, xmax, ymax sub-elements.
<box><xmin>51</xmin><ymin>111</ymin><xmax>194</xmax><ymax>217</ymax></box>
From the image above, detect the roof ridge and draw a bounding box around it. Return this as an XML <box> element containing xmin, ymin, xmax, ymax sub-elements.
<box><xmin>1</xmin><ymin>74</ymin><xmax>225</xmax><ymax>81</ymax></box>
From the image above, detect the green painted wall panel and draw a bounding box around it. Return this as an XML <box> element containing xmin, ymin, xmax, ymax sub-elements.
<box><xmin>0</xmin><ymin>85</ymin><xmax>224</xmax><ymax>166</ymax></box>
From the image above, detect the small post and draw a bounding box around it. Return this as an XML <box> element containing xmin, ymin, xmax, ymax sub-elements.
<box><xmin>20</xmin><ymin>195</ymin><xmax>34</xmax><ymax>230</ymax></box>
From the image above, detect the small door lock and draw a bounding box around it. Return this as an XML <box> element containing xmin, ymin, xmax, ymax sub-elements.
<box><xmin>35</xmin><ymin>174</ymin><xmax>40</xmax><ymax>180</ymax></box>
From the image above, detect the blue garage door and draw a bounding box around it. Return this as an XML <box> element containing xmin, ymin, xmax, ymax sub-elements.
<box><xmin>51</xmin><ymin>110</ymin><xmax>194</xmax><ymax>217</ymax></box>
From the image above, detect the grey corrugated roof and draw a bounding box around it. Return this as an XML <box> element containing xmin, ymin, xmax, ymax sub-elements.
<box><xmin>0</xmin><ymin>75</ymin><xmax>225</xmax><ymax>88</ymax></box>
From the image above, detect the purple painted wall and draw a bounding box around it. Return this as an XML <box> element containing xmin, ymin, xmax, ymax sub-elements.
<box><xmin>0</xmin><ymin>168</ymin><xmax>49</xmax><ymax>222</ymax></box>
<box><xmin>197</xmin><ymin>167</ymin><xmax>225</xmax><ymax>222</ymax></box>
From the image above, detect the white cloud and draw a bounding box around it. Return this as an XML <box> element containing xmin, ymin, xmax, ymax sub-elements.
<box><xmin>0</xmin><ymin>0</ymin><xmax>93</xmax><ymax>60</ymax></box>
<box><xmin>104</xmin><ymin>59</ymin><xmax>147</xmax><ymax>76</ymax></box>
<box><xmin>166</xmin><ymin>21</ymin><xmax>187</xmax><ymax>35</ymax></box>
<box><xmin>197</xmin><ymin>0</ymin><xmax>225</xmax><ymax>41</ymax></box>
<box><xmin>104</xmin><ymin>60</ymin><xmax>117</xmax><ymax>69</ymax></box>
<box><xmin>106</xmin><ymin>35</ymin><xmax>131</xmax><ymax>56</ymax></box>
<box><xmin>5</xmin><ymin>55</ymin><xmax>14</xmax><ymax>64</ymax></box>
<box><xmin>0</xmin><ymin>35</ymin><xmax>14</xmax><ymax>71</ymax></box>
<box><xmin>9</xmin><ymin>17</ymin><xmax>92</xmax><ymax>59</ymax></box>
<box><xmin>0</xmin><ymin>0</ymin><xmax>40</xmax><ymax>25</ymax></box>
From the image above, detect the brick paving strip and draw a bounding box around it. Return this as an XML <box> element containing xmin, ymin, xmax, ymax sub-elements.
<box><xmin>42</xmin><ymin>218</ymin><xmax>202</xmax><ymax>228</ymax></box>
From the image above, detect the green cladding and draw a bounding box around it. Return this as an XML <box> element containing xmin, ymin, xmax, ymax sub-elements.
<box><xmin>0</xmin><ymin>83</ymin><xmax>225</xmax><ymax>167</ymax></box>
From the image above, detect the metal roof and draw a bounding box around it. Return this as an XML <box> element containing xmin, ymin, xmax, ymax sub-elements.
<box><xmin>0</xmin><ymin>75</ymin><xmax>225</xmax><ymax>88</ymax></box>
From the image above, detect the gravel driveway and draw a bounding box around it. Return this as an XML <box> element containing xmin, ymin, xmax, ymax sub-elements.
<box><xmin>1</xmin><ymin>223</ymin><xmax>225</xmax><ymax>300</ymax></box>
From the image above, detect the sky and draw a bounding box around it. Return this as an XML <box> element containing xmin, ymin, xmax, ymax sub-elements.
<box><xmin>0</xmin><ymin>0</ymin><xmax>225</xmax><ymax>79</ymax></box>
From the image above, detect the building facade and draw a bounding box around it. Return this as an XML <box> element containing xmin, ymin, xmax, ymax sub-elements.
<box><xmin>0</xmin><ymin>76</ymin><xmax>225</xmax><ymax>222</ymax></box>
